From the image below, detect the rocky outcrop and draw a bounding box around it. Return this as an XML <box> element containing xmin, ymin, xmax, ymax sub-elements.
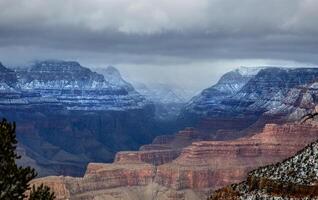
<box><xmin>113</xmin><ymin>127</ymin><xmax>201</xmax><ymax>166</ymax></box>
<box><xmin>31</xmin><ymin>122</ymin><xmax>318</xmax><ymax>200</ymax></box>
<box><xmin>115</xmin><ymin>149</ymin><xmax>181</xmax><ymax>165</ymax></box>
<box><xmin>139</xmin><ymin>127</ymin><xmax>205</xmax><ymax>153</ymax></box>
<box><xmin>30</xmin><ymin>163</ymin><xmax>156</xmax><ymax>200</ymax></box>
<box><xmin>210</xmin><ymin>135</ymin><xmax>318</xmax><ymax>200</ymax></box>
<box><xmin>266</xmin><ymin>81</ymin><xmax>318</xmax><ymax>121</ymax></box>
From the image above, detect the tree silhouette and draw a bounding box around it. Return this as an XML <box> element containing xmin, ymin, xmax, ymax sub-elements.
<box><xmin>0</xmin><ymin>119</ymin><xmax>55</xmax><ymax>200</ymax></box>
<box><xmin>29</xmin><ymin>184</ymin><xmax>55</xmax><ymax>200</ymax></box>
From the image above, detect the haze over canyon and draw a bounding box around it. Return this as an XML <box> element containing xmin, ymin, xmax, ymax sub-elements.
<box><xmin>1</xmin><ymin>1</ymin><xmax>318</xmax><ymax>200</ymax></box>
<box><xmin>1</xmin><ymin>60</ymin><xmax>318</xmax><ymax>199</ymax></box>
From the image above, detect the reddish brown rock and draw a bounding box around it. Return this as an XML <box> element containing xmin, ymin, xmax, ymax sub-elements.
<box><xmin>115</xmin><ymin>149</ymin><xmax>181</xmax><ymax>165</ymax></box>
<box><xmin>150</xmin><ymin>127</ymin><xmax>201</xmax><ymax>149</ymax></box>
<box><xmin>31</xmin><ymin>163</ymin><xmax>156</xmax><ymax>199</ymax></box>
<box><xmin>31</xmin><ymin>123</ymin><xmax>318</xmax><ymax>200</ymax></box>
<box><xmin>156</xmin><ymin>123</ymin><xmax>318</xmax><ymax>191</ymax></box>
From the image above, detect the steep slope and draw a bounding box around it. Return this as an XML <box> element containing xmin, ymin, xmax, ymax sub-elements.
<box><xmin>235</xmin><ymin>68</ymin><xmax>318</xmax><ymax>112</ymax></box>
<box><xmin>179</xmin><ymin>67</ymin><xmax>263</xmax><ymax>131</ymax></box>
<box><xmin>180</xmin><ymin>67</ymin><xmax>318</xmax><ymax>133</ymax></box>
<box><xmin>210</xmin><ymin>128</ymin><xmax>318</xmax><ymax>199</ymax></box>
<box><xmin>266</xmin><ymin>81</ymin><xmax>318</xmax><ymax>121</ymax></box>
<box><xmin>0</xmin><ymin>61</ymin><xmax>157</xmax><ymax>176</ymax></box>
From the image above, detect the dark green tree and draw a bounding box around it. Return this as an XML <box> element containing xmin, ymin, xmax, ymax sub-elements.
<box><xmin>0</xmin><ymin>119</ymin><xmax>55</xmax><ymax>200</ymax></box>
<box><xmin>29</xmin><ymin>184</ymin><xmax>55</xmax><ymax>200</ymax></box>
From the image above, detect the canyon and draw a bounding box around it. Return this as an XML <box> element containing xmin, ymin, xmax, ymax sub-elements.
<box><xmin>2</xmin><ymin>64</ymin><xmax>318</xmax><ymax>199</ymax></box>
<box><xmin>0</xmin><ymin>60</ymin><xmax>161</xmax><ymax>176</ymax></box>
<box><xmin>31</xmin><ymin>120</ymin><xmax>318</xmax><ymax>200</ymax></box>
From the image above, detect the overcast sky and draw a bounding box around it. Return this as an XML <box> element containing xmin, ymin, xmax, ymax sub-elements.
<box><xmin>0</xmin><ymin>0</ymin><xmax>317</xmax><ymax>92</ymax></box>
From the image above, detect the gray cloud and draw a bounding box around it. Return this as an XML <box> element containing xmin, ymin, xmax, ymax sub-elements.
<box><xmin>0</xmin><ymin>0</ymin><xmax>318</xmax><ymax>92</ymax></box>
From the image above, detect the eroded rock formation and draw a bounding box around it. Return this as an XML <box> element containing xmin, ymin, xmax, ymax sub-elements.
<box><xmin>31</xmin><ymin>122</ymin><xmax>318</xmax><ymax>200</ymax></box>
<box><xmin>209</xmin><ymin>133</ymin><xmax>318</xmax><ymax>199</ymax></box>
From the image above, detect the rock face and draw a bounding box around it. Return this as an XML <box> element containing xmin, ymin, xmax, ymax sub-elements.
<box><xmin>180</xmin><ymin>67</ymin><xmax>318</xmax><ymax>134</ymax></box>
<box><xmin>0</xmin><ymin>61</ymin><xmax>158</xmax><ymax>176</ymax></box>
<box><xmin>13</xmin><ymin>61</ymin><xmax>147</xmax><ymax>111</ymax></box>
<box><xmin>115</xmin><ymin>150</ymin><xmax>181</xmax><ymax>166</ymax></box>
<box><xmin>155</xmin><ymin>122</ymin><xmax>318</xmax><ymax>191</ymax></box>
<box><xmin>180</xmin><ymin>67</ymin><xmax>262</xmax><ymax>129</ymax></box>
<box><xmin>266</xmin><ymin>81</ymin><xmax>318</xmax><ymax>120</ymax></box>
<box><xmin>31</xmin><ymin>121</ymin><xmax>318</xmax><ymax>200</ymax></box>
<box><xmin>210</xmin><ymin>133</ymin><xmax>318</xmax><ymax>200</ymax></box>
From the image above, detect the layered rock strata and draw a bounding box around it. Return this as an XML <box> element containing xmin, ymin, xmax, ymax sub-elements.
<box><xmin>209</xmin><ymin>135</ymin><xmax>318</xmax><ymax>199</ymax></box>
<box><xmin>0</xmin><ymin>61</ymin><xmax>157</xmax><ymax>176</ymax></box>
<box><xmin>31</xmin><ymin>122</ymin><xmax>318</xmax><ymax>200</ymax></box>
<box><xmin>180</xmin><ymin>67</ymin><xmax>318</xmax><ymax>135</ymax></box>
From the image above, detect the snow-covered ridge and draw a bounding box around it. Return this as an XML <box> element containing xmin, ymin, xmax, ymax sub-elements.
<box><xmin>0</xmin><ymin>60</ymin><xmax>150</xmax><ymax>111</ymax></box>
<box><xmin>183</xmin><ymin>67</ymin><xmax>318</xmax><ymax>121</ymax></box>
<box><xmin>251</xmin><ymin>139</ymin><xmax>318</xmax><ymax>185</ymax></box>
<box><xmin>184</xmin><ymin>66</ymin><xmax>260</xmax><ymax>116</ymax></box>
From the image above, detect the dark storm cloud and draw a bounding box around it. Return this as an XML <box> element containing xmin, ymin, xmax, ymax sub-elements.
<box><xmin>0</xmin><ymin>0</ymin><xmax>318</xmax><ymax>64</ymax></box>
<box><xmin>0</xmin><ymin>0</ymin><xmax>317</xmax><ymax>92</ymax></box>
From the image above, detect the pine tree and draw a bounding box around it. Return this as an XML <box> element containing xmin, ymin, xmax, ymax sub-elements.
<box><xmin>0</xmin><ymin>119</ymin><xmax>55</xmax><ymax>200</ymax></box>
<box><xmin>29</xmin><ymin>184</ymin><xmax>55</xmax><ymax>200</ymax></box>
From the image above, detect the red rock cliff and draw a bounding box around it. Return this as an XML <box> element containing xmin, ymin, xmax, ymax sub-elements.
<box><xmin>31</xmin><ymin>123</ymin><xmax>318</xmax><ymax>200</ymax></box>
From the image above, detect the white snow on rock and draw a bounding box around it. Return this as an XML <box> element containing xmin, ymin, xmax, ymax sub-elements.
<box><xmin>0</xmin><ymin>60</ymin><xmax>150</xmax><ymax>111</ymax></box>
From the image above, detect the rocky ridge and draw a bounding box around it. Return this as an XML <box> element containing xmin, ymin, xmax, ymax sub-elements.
<box><xmin>180</xmin><ymin>67</ymin><xmax>318</xmax><ymax>133</ymax></box>
<box><xmin>209</xmin><ymin>125</ymin><xmax>318</xmax><ymax>199</ymax></box>
<box><xmin>2</xmin><ymin>60</ymin><xmax>149</xmax><ymax>111</ymax></box>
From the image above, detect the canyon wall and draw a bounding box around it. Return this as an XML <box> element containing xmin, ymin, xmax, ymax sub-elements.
<box><xmin>0</xmin><ymin>60</ymin><xmax>159</xmax><ymax>176</ymax></box>
<box><xmin>31</xmin><ymin>122</ymin><xmax>318</xmax><ymax>200</ymax></box>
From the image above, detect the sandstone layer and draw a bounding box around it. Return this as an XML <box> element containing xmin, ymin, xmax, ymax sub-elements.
<box><xmin>31</xmin><ymin>122</ymin><xmax>318</xmax><ymax>200</ymax></box>
<box><xmin>210</xmin><ymin>135</ymin><xmax>318</xmax><ymax>199</ymax></box>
